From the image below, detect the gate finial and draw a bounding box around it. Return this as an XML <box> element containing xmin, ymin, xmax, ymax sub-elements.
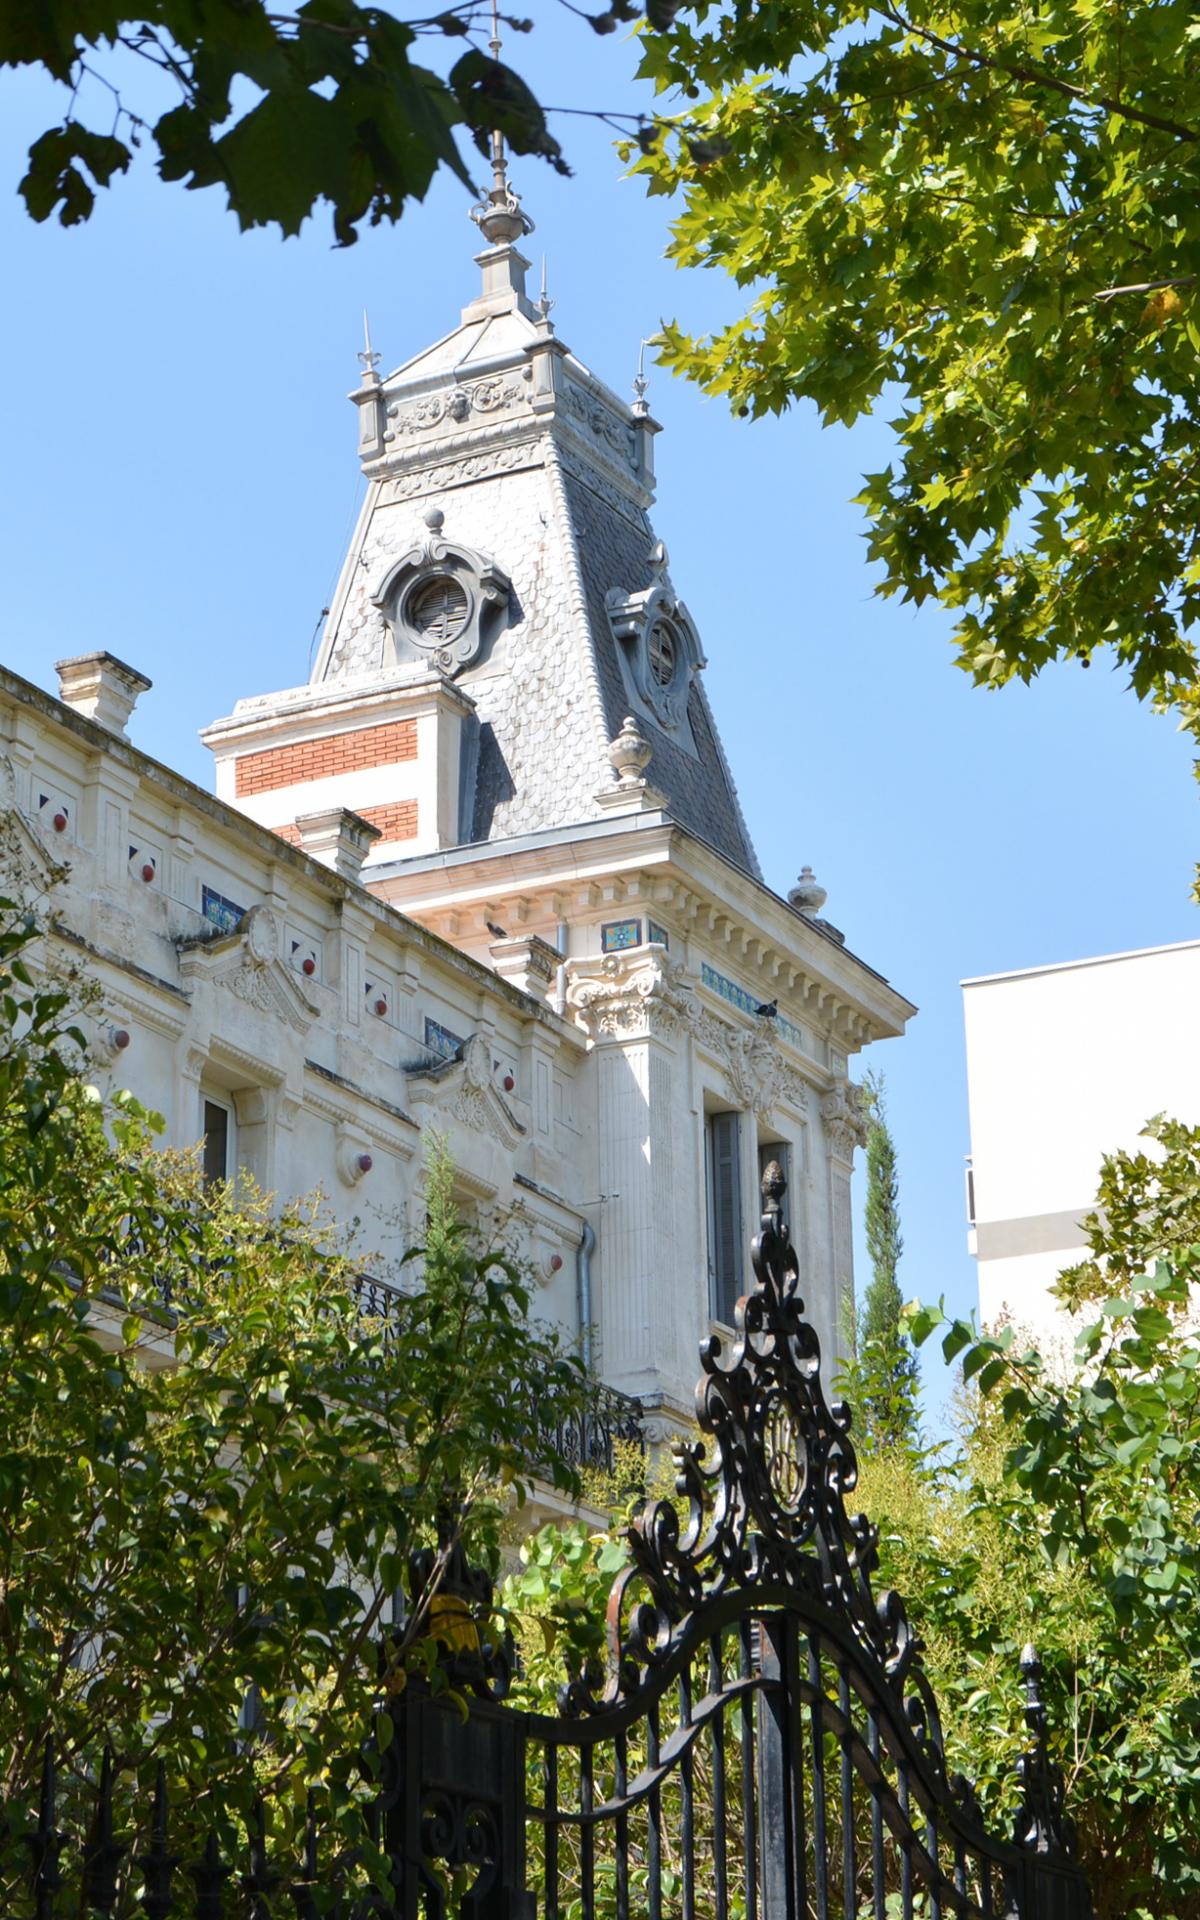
<box><xmin>1014</xmin><ymin>1644</ymin><xmax>1079</xmax><ymax>1860</ymax></box>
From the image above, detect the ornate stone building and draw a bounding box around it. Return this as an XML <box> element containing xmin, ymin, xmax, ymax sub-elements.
<box><xmin>0</xmin><ymin>167</ymin><xmax>914</xmax><ymax>1437</ymax></box>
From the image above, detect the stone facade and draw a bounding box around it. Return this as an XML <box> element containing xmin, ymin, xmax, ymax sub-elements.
<box><xmin>0</xmin><ymin>183</ymin><xmax>916</xmax><ymax>1430</ymax></box>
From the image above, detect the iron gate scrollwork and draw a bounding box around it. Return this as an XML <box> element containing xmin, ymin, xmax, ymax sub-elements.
<box><xmin>390</xmin><ymin>1161</ymin><xmax>1094</xmax><ymax>1920</ymax></box>
<box><xmin>0</xmin><ymin>1178</ymin><xmax>1096</xmax><ymax>1920</ymax></box>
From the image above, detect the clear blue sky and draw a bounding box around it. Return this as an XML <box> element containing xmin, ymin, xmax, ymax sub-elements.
<box><xmin>2</xmin><ymin>18</ymin><xmax>1197</xmax><ymax>1420</ymax></box>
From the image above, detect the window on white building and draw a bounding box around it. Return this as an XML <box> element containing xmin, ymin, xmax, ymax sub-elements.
<box><xmin>705</xmin><ymin>1109</ymin><xmax>743</xmax><ymax>1326</ymax></box>
<box><xmin>202</xmin><ymin>1096</ymin><xmax>233</xmax><ymax>1186</ymax></box>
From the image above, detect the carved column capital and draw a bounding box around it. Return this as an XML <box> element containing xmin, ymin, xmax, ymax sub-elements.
<box><xmin>566</xmin><ymin>950</ymin><xmax>695</xmax><ymax>1041</ymax></box>
<box><xmin>822</xmin><ymin>1078</ymin><xmax>868</xmax><ymax>1165</ymax></box>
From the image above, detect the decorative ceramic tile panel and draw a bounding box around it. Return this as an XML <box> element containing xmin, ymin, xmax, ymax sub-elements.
<box><xmin>424</xmin><ymin>1016</ymin><xmax>465</xmax><ymax>1062</ymax></box>
<box><xmin>700</xmin><ymin>962</ymin><xmax>805</xmax><ymax>1051</ymax></box>
<box><xmin>601</xmin><ymin>918</ymin><xmax>642</xmax><ymax>954</ymax></box>
<box><xmin>201</xmin><ymin>884</ymin><xmax>246</xmax><ymax>935</ymax></box>
<box><xmin>647</xmin><ymin>920</ymin><xmax>670</xmax><ymax>949</ymax></box>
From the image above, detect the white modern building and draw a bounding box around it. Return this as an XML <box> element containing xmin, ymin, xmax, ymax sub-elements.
<box><xmin>963</xmin><ymin>938</ymin><xmax>1200</xmax><ymax>1340</ymax></box>
<box><xmin>0</xmin><ymin>161</ymin><xmax>915</xmax><ymax>1440</ymax></box>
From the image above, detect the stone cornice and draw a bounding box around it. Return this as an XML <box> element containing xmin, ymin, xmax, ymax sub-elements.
<box><xmin>377</xmin><ymin>820</ymin><xmax>915</xmax><ymax>1050</ymax></box>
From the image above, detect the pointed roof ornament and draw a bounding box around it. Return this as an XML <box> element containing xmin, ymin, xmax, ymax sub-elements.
<box><xmin>535</xmin><ymin>254</ymin><xmax>555</xmax><ymax>331</ymax></box>
<box><xmin>632</xmin><ymin>337</ymin><xmax>652</xmax><ymax>418</ymax></box>
<box><xmin>470</xmin><ymin>0</ymin><xmax>535</xmax><ymax>253</ymax></box>
<box><xmin>358</xmin><ymin>309</ymin><xmax>381</xmax><ymax>386</ymax></box>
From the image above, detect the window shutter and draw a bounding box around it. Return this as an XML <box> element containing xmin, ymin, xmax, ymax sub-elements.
<box><xmin>706</xmin><ymin>1111</ymin><xmax>743</xmax><ymax>1324</ymax></box>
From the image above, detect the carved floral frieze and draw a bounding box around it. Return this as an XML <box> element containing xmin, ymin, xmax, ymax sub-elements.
<box><xmin>561</xmin><ymin>381</ymin><xmax>637</xmax><ymax>469</ymax></box>
<box><xmin>382</xmin><ymin>442</ymin><xmax>541</xmax><ymax>503</ymax></box>
<box><xmin>385</xmin><ymin>373</ymin><xmax>529</xmax><ymax>443</ymax></box>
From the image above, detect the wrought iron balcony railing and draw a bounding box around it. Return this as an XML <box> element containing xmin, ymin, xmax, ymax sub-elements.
<box><xmin>348</xmin><ymin>1268</ymin><xmax>646</xmax><ymax>1477</ymax></box>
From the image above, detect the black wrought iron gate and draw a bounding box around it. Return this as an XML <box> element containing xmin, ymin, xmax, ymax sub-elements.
<box><xmin>8</xmin><ymin>1174</ymin><xmax>1094</xmax><ymax>1920</ymax></box>
<box><xmin>387</xmin><ymin>1169</ymin><xmax>1093</xmax><ymax>1920</ymax></box>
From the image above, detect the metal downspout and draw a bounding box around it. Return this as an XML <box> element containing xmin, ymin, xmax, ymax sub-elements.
<box><xmin>577</xmin><ymin>1217</ymin><xmax>595</xmax><ymax>1379</ymax></box>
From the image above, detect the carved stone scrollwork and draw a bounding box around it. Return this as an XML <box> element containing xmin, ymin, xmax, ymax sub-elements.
<box><xmin>373</xmin><ymin>515</ymin><xmax>510</xmax><ymax>675</ymax></box>
<box><xmin>722</xmin><ymin>1025</ymin><xmax>789</xmax><ymax>1120</ymax></box>
<box><xmin>573</xmin><ymin>1161</ymin><xmax>948</xmax><ymax>1782</ymax></box>
<box><xmin>176</xmin><ymin>906</ymin><xmax>318</xmax><ymax>1035</ymax></box>
<box><xmin>568</xmin><ymin>952</ymin><xmax>811</xmax><ymax>1118</ymax></box>
<box><xmin>562</xmin><ymin>381</ymin><xmax>637</xmax><ymax>468</ymax></box>
<box><xmin>405</xmin><ymin>1032</ymin><xmax>526</xmax><ymax>1148</ymax></box>
<box><xmin>566</xmin><ymin>950</ymin><xmax>694</xmax><ymax>1041</ymax></box>
<box><xmin>385</xmin><ymin>373</ymin><xmax>528</xmax><ymax>441</ymax></box>
<box><xmin>822</xmin><ymin>1077</ymin><xmax>868</xmax><ymax>1164</ymax></box>
<box><xmin>605</xmin><ymin>547</ymin><xmax>705</xmax><ymax>734</ymax></box>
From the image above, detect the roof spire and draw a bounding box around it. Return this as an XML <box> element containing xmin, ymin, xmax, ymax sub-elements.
<box><xmin>632</xmin><ymin>337</ymin><xmax>652</xmax><ymax>418</ymax></box>
<box><xmin>470</xmin><ymin>0</ymin><xmax>534</xmax><ymax>255</ymax></box>
<box><xmin>358</xmin><ymin>308</ymin><xmax>381</xmax><ymax>385</ymax></box>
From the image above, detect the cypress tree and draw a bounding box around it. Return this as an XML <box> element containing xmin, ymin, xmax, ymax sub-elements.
<box><xmin>855</xmin><ymin>1072</ymin><xmax>920</xmax><ymax>1450</ymax></box>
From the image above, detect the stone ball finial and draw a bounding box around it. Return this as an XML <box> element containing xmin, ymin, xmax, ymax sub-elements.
<box><xmin>423</xmin><ymin>505</ymin><xmax>445</xmax><ymax>530</ymax></box>
<box><xmin>788</xmin><ymin>865</ymin><xmax>828</xmax><ymax>916</ymax></box>
<box><xmin>608</xmin><ymin>715</ymin><xmax>654</xmax><ymax>790</ymax></box>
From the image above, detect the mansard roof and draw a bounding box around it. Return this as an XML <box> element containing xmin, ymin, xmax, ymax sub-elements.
<box><xmin>300</xmin><ymin>197</ymin><xmax>762</xmax><ymax>880</ymax></box>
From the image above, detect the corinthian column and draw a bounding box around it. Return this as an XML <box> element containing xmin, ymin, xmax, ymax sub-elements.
<box><xmin>566</xmin><ymin>950</ymin><xmax>695</xmax><ymax>1404</ymax></box>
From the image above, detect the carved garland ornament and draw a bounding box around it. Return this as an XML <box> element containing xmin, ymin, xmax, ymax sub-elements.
<box><xmin>385</xmin><ymin>373</ymin><xmax>528</xmax><ymax>441</ymax></box>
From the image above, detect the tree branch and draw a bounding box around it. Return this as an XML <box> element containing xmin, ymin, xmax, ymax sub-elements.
<box><xmin>876</xmin><ymin>4</ymin><xmax>1200</xmax><ymax>142</ymax></box>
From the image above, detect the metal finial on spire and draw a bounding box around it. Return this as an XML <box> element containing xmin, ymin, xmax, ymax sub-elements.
<box><xmin>358</xmin><ymin>309</ymin><xmax>381</xmax><ymax>384</ymax></box>
<box><xmin>632</xmin><ymin>337</ymin><xmax>652</xmax><ymax>418</ymax></box>
<box><xmin>536</xmin><ymin>254</ymin><xmax>555</xmax><ymax>328</ymax></box>
<box><xmin>471</xmin><ymin>0</ymin><xmax>534</xmax><ymax>250</ymax></box>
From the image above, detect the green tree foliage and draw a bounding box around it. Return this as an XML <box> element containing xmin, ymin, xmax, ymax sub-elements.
<box><xmin>0</xmin><ymin>0</ymin><xmax>574</xmax><ymax>244</ymax></box>
<box><xmin>507</xmin><ymin>1116</ymin><xmax>1200</xmax><ymax>1919</ymax></box>
<box><xmin>903</xmin><ymin>1115</ymin><xmax>1200</xmax><ymax>1919</ymax></box>
<box><xmin>0</xmin><ymin>898</ymin><xmax>585</xmax><ymax>1888</ymax></box>
<box><xmin>838</xmin><ymin>1073</ymin><xmax>920</xmax><ymax>1452</ymax></box>
<box><xmin>633</xmin><ymin>0</ymin><xmax>1200</xmax><ymax>840</ymax></box>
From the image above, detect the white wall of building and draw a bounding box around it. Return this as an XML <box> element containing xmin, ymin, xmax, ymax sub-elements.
<box><xmin>1</xmin><ymin>656</ymin><xmax>911</xmax><ymax>1432</ymax></box>
<box><xmin>963</xmin><ymin>940</ymin><xmax>1200</xmax><ymax>1339</ymax></box>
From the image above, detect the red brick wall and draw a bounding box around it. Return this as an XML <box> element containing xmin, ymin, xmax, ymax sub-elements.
<box><xmin>270</xmin><ymin>802</ymin><xmax>418</xmax><ymax>850</ymax></box>
<box><xmin>236</xmin><ymin>719</ymin><xmax>418</xmax><ymax>796</ymax></box>
<box><xmin>360</xmin><ymin>801</ymin><xmax>418</xmax><ymax>842</ymax></box>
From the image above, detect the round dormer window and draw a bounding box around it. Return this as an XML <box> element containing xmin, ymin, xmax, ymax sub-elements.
<box><xmin>407</xmin><ymin>574</ymin><xmax>469</xmax><ymax>645</ymax></box>
<box><xmin>648</xmin><ymin>620</ymin><xmax>678</xmax><ymax>688</ymax></box>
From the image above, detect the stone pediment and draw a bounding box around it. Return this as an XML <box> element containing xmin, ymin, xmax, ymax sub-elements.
<box><xmin>176</xmin><ymin>906</ymin><xmax>318</xmax><ymax>1035</ymax></box>
<box><xmin>0</xmin><ymin>755</ymin><xmax>70</xmax><ymax>892</ymax></box>
<box><xmin>405</xmin><ymin>1031</ymin><xmax>526</xmax><ymax>1149</ymax></box>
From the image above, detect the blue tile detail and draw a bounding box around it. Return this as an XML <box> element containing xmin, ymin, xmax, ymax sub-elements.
<box><xmin>700</xmin><ymin>963</ymin><xmax>804</xmax><ymax>1050</ymax></box>
<box><xmin>647</xmin><ymin>920</ymin><xmax>670</xmax><ymax>949</ymax></box>
<box><xmin>424</xmin><ymin>1016</ymin><xmax>465</xmax><ymax>1062</ymax></box>
<box><xmin>601</xmin><ymin>918</ymin><xmax>642</xmax><ymax>954</ymax></box>
<box><xmin>201</xmin><ymin>884</ymin><xmax>246</xmax><ymax>935</ymax></box>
